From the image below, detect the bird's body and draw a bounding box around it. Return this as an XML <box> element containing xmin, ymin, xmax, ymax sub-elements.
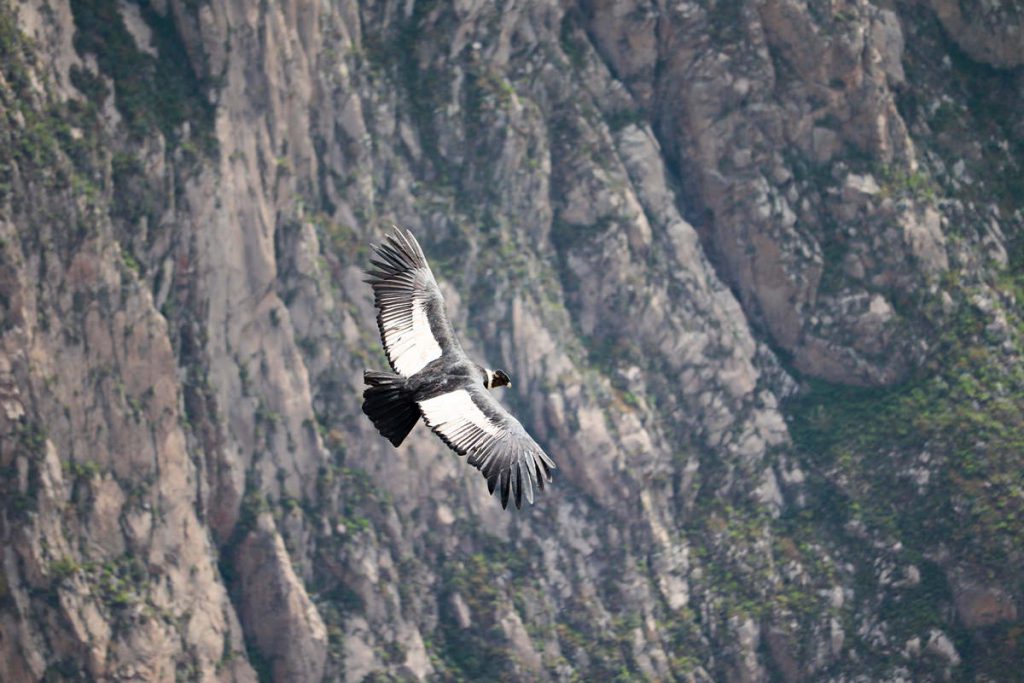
<box><xmin>361</xmin><ymin>228</ymin><xmax>555</xmax><ymax>509</ymax></box>
<box><xmin>406</xmin><ymin>356</ymin><xmax>488</xmax><ymax>401</ymax></box>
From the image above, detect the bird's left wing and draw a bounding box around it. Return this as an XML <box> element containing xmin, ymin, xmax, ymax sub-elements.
<box><xmin>417</xmin><ymin>385</ymin><xmax>556</xmax><ymax>509</ymax></box>
<box><xmin>366</xmin><ymin>228</ymin><xmax>466</xmax><ymax>377</ymax></box>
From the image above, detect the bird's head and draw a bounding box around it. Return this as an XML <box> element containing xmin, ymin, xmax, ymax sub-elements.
<box><xmin>488</xmin><ymin>369</ymin><xmax>512</xmax><ymax>389</ymax></box>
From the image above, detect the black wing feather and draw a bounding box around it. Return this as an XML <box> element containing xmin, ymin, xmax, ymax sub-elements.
<box><xmin>417</xmin><ymin>385</ymin><xmax>556</xmax><ymax>509</ymax></box>
<box><xmin>365</xmin><ymin>228</ymin><xmax>467</xmax><ymax>376</ymax></box>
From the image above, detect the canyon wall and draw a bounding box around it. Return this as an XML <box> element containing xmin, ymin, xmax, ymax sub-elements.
<box><xmin>1</xmin><ymin>0</ymin><xmax>1022</xmax><ymax>680</ymax></box>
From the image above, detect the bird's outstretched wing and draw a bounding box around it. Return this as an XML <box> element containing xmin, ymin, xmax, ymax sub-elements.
<box><xmin>418</xmin><ymin>385</ymin><xmax>556</xmax><ymax>509</ymax></box>
<box><xmin>365</xmin><ymin>228</ymin><xmax>466</xmax><ymax>376</ymax></box>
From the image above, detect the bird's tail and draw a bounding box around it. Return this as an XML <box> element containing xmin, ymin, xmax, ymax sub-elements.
<box><xmin>362</xmin><ymin>370</ymin><xmax>420</xmax><ymax>447</ymax></box>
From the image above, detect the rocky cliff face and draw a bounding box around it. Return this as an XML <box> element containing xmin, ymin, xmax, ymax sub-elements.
<box><xmin>1</xmin><ymin>0</ymin><xmax>1022</xmax><ymax>681</ymax></box>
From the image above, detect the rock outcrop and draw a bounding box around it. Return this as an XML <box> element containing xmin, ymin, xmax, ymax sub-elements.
<box><xmin>931</xmin><ymin>0</ymin><xmax>1024</xmax><ymax>68</ymax></box>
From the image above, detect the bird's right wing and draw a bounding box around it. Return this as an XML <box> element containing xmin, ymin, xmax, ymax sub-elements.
<box><xmin>417</xmin><ymin>385</ymin><xmax>556</xmax><ymax>509</ymax></box>
<box><xmin>365</xmin><ymin>228</ymin><xmax>466</xmax><ymax>376</ymax></box>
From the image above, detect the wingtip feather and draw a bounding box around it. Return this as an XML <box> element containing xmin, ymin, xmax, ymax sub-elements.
<box><xmin>500</xmin><ymin>468</ymin><xmax>511</xmax><ymax>509</ymax></box>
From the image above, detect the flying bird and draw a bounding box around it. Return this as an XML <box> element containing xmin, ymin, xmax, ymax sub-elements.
<box><xmin>361</xmin><ymin>227</ymin><xmax>556</xmax><ymax>509</ymax></box>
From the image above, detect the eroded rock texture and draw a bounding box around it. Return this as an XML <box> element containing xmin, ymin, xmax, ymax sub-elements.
<box><xmin>1</xmin><ymin>1</ymin><xmax>1022</xmax><ymax>681</ymax></box>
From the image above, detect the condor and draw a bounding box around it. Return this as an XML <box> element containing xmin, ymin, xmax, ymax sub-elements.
<box><xmin>361</xmin><ymin>228</ymin><xmax>556</xmax><ymax>509</ymax></box>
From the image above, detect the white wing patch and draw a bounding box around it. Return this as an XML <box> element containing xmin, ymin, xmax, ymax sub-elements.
<box><xmin>418</xmin><ymin>389</ymin><xmax>501</xmax><ymax>450</ymax></box>
<box><xmin>379</xmin><ymin>275</ymin><xmax>443</xmax><ymax>376</ymax></box>
<box><xmin>418</xmin><ymin>385</ymin><xmax>557</xmax><ymax>509</ymax></box>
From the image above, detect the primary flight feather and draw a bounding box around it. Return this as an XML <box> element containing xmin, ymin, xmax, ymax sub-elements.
<box><xmin>361</xmin><ymin>227</ymin><xmax>556</xmax><ymax>509</ymax></box>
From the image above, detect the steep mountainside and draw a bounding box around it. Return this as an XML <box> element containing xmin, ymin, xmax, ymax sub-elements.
<box><xmin>1</xmin><ymin>0</ymin><xmax>1022</xmax><ymax>681</ymax></box>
